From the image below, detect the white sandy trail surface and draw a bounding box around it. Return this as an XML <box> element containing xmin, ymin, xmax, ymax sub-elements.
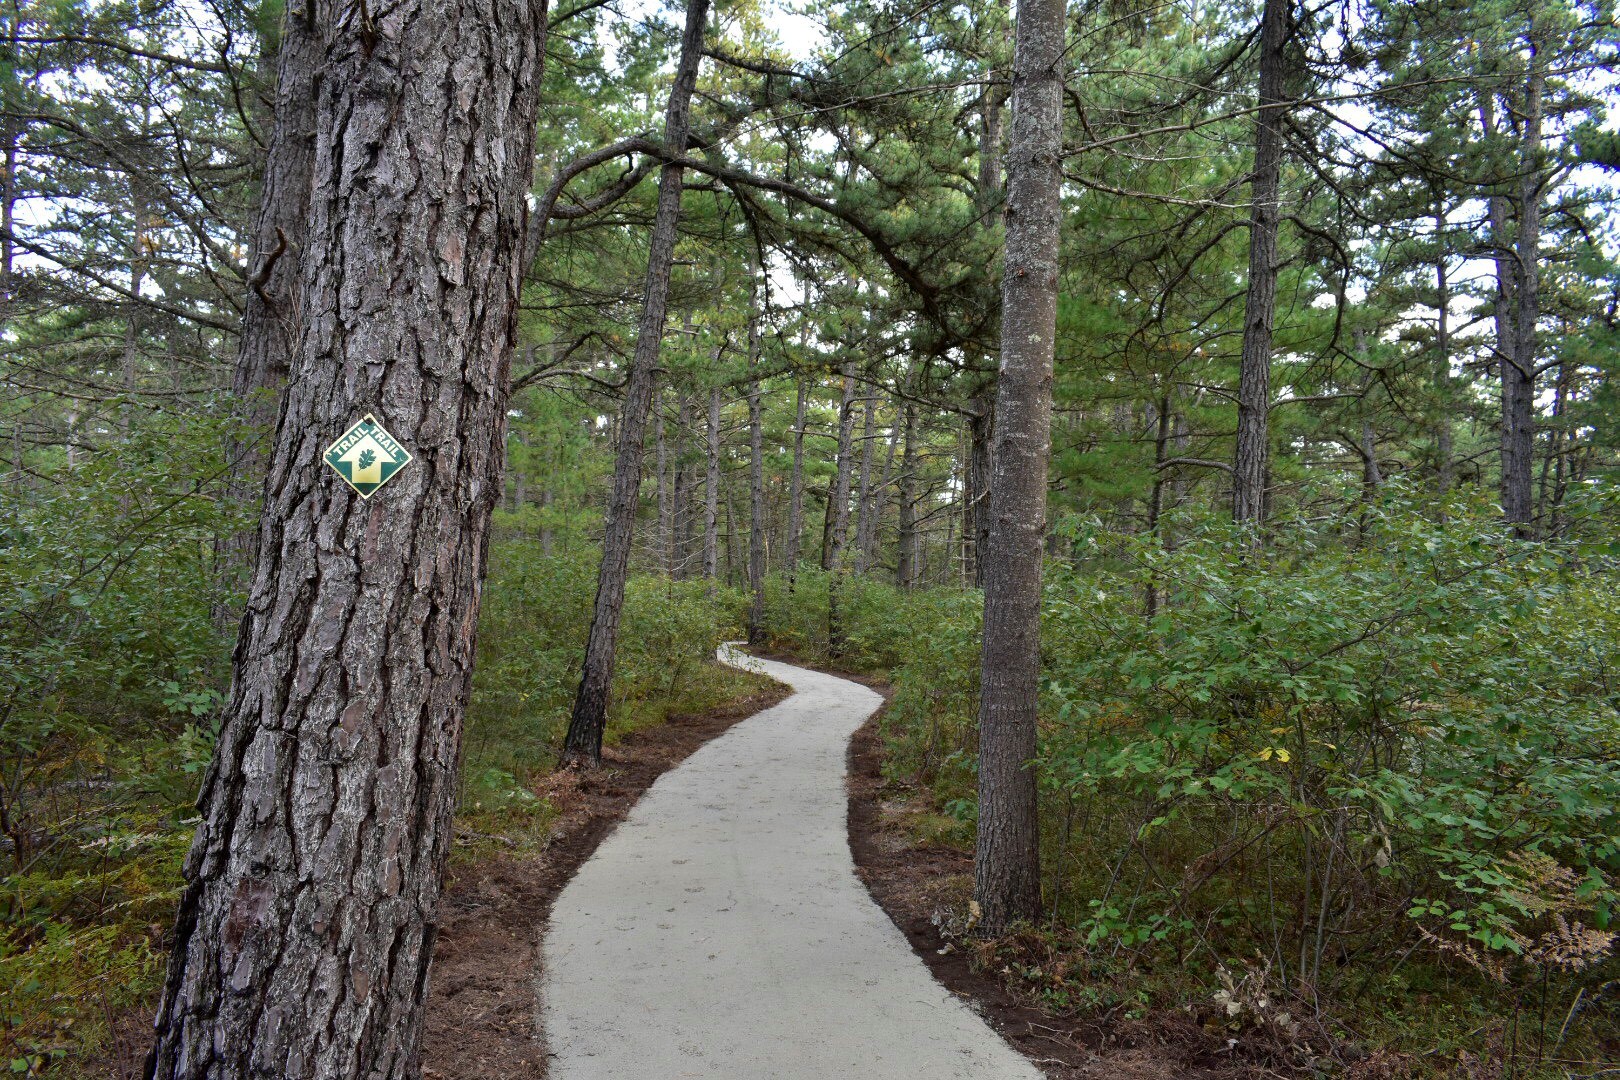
<box><xmin>540</xmin><ymin>646</ymin><xmax>1042</xmax><ymax>1080</ymax></box>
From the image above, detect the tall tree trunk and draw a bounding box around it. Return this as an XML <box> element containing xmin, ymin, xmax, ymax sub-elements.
<box><xmin>863</xmin><ymin>411</ymin><xmax>898</xmax><ymax>572</ymax></box>
<box><xmin>1548</xmin><ymin>358</ymin><xmax>1570</xmax><ymax>538</ymax></box>
<box><xmin>852</xmin><ymin>392</ymin><xmax>877</xmax><ymax>573</ymax></box>
<box><xmin>656</xmin><ymin>394</ymin><xmax>673</xmax><ymax>574</ymax></box>
<box><xmin>785</xmin><ymin>375</ymin><xmax>807</xmax><ymax>590</ymax></box>
<box><xmin>144</xmin><ymin>0</ymin><xmax>544</xmax><ymax>1070</ymax></box>
<box><xmin>746</xmin><ymin>300</ymin><xmax>766</xmax><ymax>643</ymax></box>
<box><xmin>1479</xmin><ymin>77</ymin><xmax>1535</xmax><ymax>536</ymax></box>
<box><xmin>1504</xmin><ymin>26</ymin><xmax>1543</xmax><ymax>536</ymax></box>
<box><xmin>968</xmin><ymin>399</ymin><xmax>993</xmax><ymax>587</ymax></box>
<box><xmin>703</xmin><ymin>385</ymin><xmax>720</xmax><ymax>580</ymax></box>
<box><xmin>673</xmin><ymin>392</ymin><xmax>695</xmax><ymax>578</ymax></box>
<box><xmin>0</xmin><ymin>0</ymin><xmax>18</xmax><ymax>315</ymax></box>
<box><xmin>974</xmin><ymin>0</ymin><xmax>1062</xmax><ymax>936</ymax></box>
<box><xmin>896</xmin><ymin>401</ymin><xmax>917</xmax><ymax>588</ymax></box>
<box><xmin>1232</xmin><ymin>0</ymin><xmax>1290</xmax><ymax>531</ymax></box>
<box><xmin>824</xmin><ymin>366</ymin><xmax>857</xmax><ymax>655</ymax></box>
<box><xmin>821</xmin><ymin>367</ymin><xmax>857</xmax><ymax>572</ymax></box>
<box><xmin>1430</xmin><ymin>200</ymin><xmax>1454</xmax><ymax>498</ymax></box>
<box><xmin>1146</xmin><ymin>392</ymin><xmax>1171</xmax><ymax>618</ymax></box>
<box><xmin>562</xmin><ymin>0</ymin><xmax>709</xmax><ymax>766</ymax></box>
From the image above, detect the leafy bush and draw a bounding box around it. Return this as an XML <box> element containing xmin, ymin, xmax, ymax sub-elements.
<box><xmin>811</xmin><ymin>484</ymin><xmax>1620</xmax><ymax>1058</ymax></box>
<box><xmin>462</xmin><ymin>536</ymin><xmax>757</xmax><ymax>820</ymax></box>
<box><xmin>1036</xmin><ymin>489</ymin><xmax>1618</xmax><ymax>989</ymax></box>
<box><xmin>758</xmin><ymin>565</ymin><xmax>959</xmax><ymax>674</ymax></box>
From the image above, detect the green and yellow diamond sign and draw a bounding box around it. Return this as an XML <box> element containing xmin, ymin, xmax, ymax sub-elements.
<box><xmin>323</xmin><ymin>413</ymin><xmax>412</xmax><ymax>498</ymax></box>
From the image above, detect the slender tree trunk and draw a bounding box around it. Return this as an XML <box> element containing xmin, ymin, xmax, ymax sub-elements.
<box><xmin>864</xmin><ymin>411</ymin><xmax>898</xmax><ymax>572</ymax></box>
<box><xmin>967</xmin><ymin>398</ymin><xmax>993</xmax><ymax>587</ymax></box>
<box><xmin>656</xmin><ymin>395</ymin><xmax>673</xmax><ymax>574</ymax></box>
<box><xmin>703</xmin><ymin>386</ymin><xmax>720</xmax><ymax>580</ymax></box>
<box><xmin>821</xmin><ymin>367</ymin><xmax>857</xmax><ymax>572</ymax></box>
<box><xmin>1504</xmin><ymin>28</ymin><xmax>1543</xmax><ymax>536</ymax></box>
<box><xmin>144</xmin><ymin>0</ymin><xmax>544</xmax><ymax>1071</ymax></box>
<box><xmin>896</xmin><ymin>401</ymin><xmax>917</xmax><ymax>588</ymax></box>
<box><xmin>672</xmin><ymin>392</ymin><xmax>695</xmax><ymax>578</ymax></box>
<box><xmin>974</xmin><ymin>0</ymin><xmax>1062</xmax><ymax>936</ymax></box>
<box><xmin>824</xmin><ymin>366</ymin><xmax>857</xmax><ymax>655</ymax></box>
<box><xmin>746</xmin><ymin>299</ymin><xmax>766</xmax><ymax>643</ymax></box>
<box><xmin>1146</xmin><ymin>392</ymin><xmax>1171</xmax><ymax>618</ymax></box>
<box><xmin>1479</xmin><ymin>81</ymin><xmax>1534</xmax><ymax>535</ymax></box>
<box><xmin>562</xmin><ymin>0</ymin><xmax>708</xmax><ymax>766</ymax></box>
<box><xmin>785</xmin><ymin>375</ymin><xmax>807</xmax><ymax>590</ymax></box>
<box><xmin>1548</xmin><ymin>358</ymin><xmax>1570</xmax><ymax>538</ymax></box>
<box><xmin>1434</xmin><ymin>202</ymin><xmax>1454</xmax><ymax>499</ymax></box>
<box><xmin>1232</xmin><ymin>0</ymin><xmax>1290</xmax><ymax>531</ymax></box>
<box><xmin>0</xmin><ymin>0</ymin><xmax>18</xmax><ymax>317</ymax></box>
<box><xmin>852</xmin><ymin>392</ymin><xmax>878</xmax><ymax>573</ymax></box>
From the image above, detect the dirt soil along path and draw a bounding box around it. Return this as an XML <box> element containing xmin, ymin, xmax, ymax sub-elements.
<box><xmin>542</xmin><ymin>646</ymin><xmax>1042</xmax><ymax>1079</ymax></box>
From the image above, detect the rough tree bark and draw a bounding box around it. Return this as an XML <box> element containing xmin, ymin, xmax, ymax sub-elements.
<box><xmin>656</xmin><ymin>394</ymin><xmax>674</xmax><ymax>574</ymax></box>
<box><xmin>673</xmin><ymin>392</ymin><xmax>696</xmax><ymax>577</ymax></box>
<box><xmin>144</xmin><ymin>0</ymin><xmax>545</xmax><ymax>1070</ymax></box>
<box><xmin>1232</xmin><ymin>0</ymin><xmax>1291</xmax><ymax>531</ymax></box>
<box><xmin>852</xmin><ymin>392</ymin><xmax>877</xmax><ymax>573</ymax></box>
<box><xmin>785</xmin><ymin>375</ymin><xmax>807</xmax><ymax>590</ymax></box>
<box><xmin>561</xmin><ymin>0</ymin><xmax>709</xmax><ymax>766</ymax></box>
<box><xmin>1146</xmin><ymin>392</ymin><xmax>1171</xmax><ymax>618</ymax></box>
<box><xmin>967</xmin><ymin>399</ymin><xmax>993</xmax><ymax>587</ymax></box>
<box><xmin>896</xmin><ymin>401</ymin><xmax>917</xmax><ymax>589</ymax></box>
<box><xmin>973</xmin><ymin>0</ymin><xmax>1062</xmax><ymax>936</ymax></box>
<box><xmin>862</xmin><ymin>411</ymin><xmax>897</xmax><ymax>573</ymax></box>
<box><xmin>703</xmin><ymin>385</ymin><xmax>720</xmax><ymax>580</ymax></box>
<box><xmin>824</xmin><ymin>365</ymin><xmax>857</xmax><ymax>655</ymax></box>
<box><xmin>746</xmin><ymin>296</ymin><xmax>766</xmax><ymax>643</ymax></box>
<box><xmin>821</xmin><ymin>366</ymin><xmax>857</xmax><ymax>572</ymax></box>
<box><xmin>1504</xmin><ymin>21</ymin><xmax>1543</xmax><ymax>535</ymax></box>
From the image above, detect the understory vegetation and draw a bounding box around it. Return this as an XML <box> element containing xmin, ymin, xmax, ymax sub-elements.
<box><xmin>0</xmin><ymin>438</ymin><xmax>758</xmax><ymax>1074</ymax></box>
<box><xmin>761</xmin><ymin>486</ymin><xmax>1620</xmax><ymax>1073</ymax></box>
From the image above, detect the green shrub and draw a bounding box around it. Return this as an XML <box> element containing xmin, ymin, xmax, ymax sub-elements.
<box><xmin>798</xmin><ymin>484</ymin><xmax>1620</xmax><ymax>1058</ymax></box>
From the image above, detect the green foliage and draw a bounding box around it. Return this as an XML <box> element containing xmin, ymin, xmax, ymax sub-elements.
<box><xmin>822</xmin><ymin>483</ymin><xmax>1620</xmax><ymax>1059</ymax></box>
<box><xmin>460</xmin><ymin>541</ymin><xmax>760</xmax><ymax>840</ymax></box>
<box><xmin>1039</xmin><ymin>488</ymin><xmax>1619</xmax><ymax>973</ymax></box>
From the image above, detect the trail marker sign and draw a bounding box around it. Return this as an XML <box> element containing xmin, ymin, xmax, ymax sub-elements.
<box><xmin>323</xmin><ymin>414</ymin><xmax>413</xmax><ymax>498</ymax></box>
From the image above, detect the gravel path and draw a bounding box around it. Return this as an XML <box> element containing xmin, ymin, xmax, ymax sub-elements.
<box><xmin>540</xmin><ymin>646</ymin><xmax>1042</xmax><ymax>1079</ymax></box>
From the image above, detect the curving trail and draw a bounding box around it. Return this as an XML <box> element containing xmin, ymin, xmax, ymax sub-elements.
<box><xmin>540</xmin><ymin>646</ymin><xmax>1042</xmax><ymax>1080</ymax></box>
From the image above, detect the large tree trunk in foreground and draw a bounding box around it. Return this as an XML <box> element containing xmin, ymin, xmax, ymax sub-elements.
<box><xmin>562</xmin><ymin>0</ymin><xmax>708</xmax><ymax>766</ymax></box>
<box><xmin>974</xmin><ymin>0</ymin><xmax>1061</xmax><ymax>936</ymax></box>
<box><xmin>1232</xmin><ymin>0</ymin><xmax>1290</xmax><ymax>531</ymax></box>
<box><xmin>145</xmin><ymin>0</ymin><xmax>544</xmax><ymax>1072</ymax></box>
